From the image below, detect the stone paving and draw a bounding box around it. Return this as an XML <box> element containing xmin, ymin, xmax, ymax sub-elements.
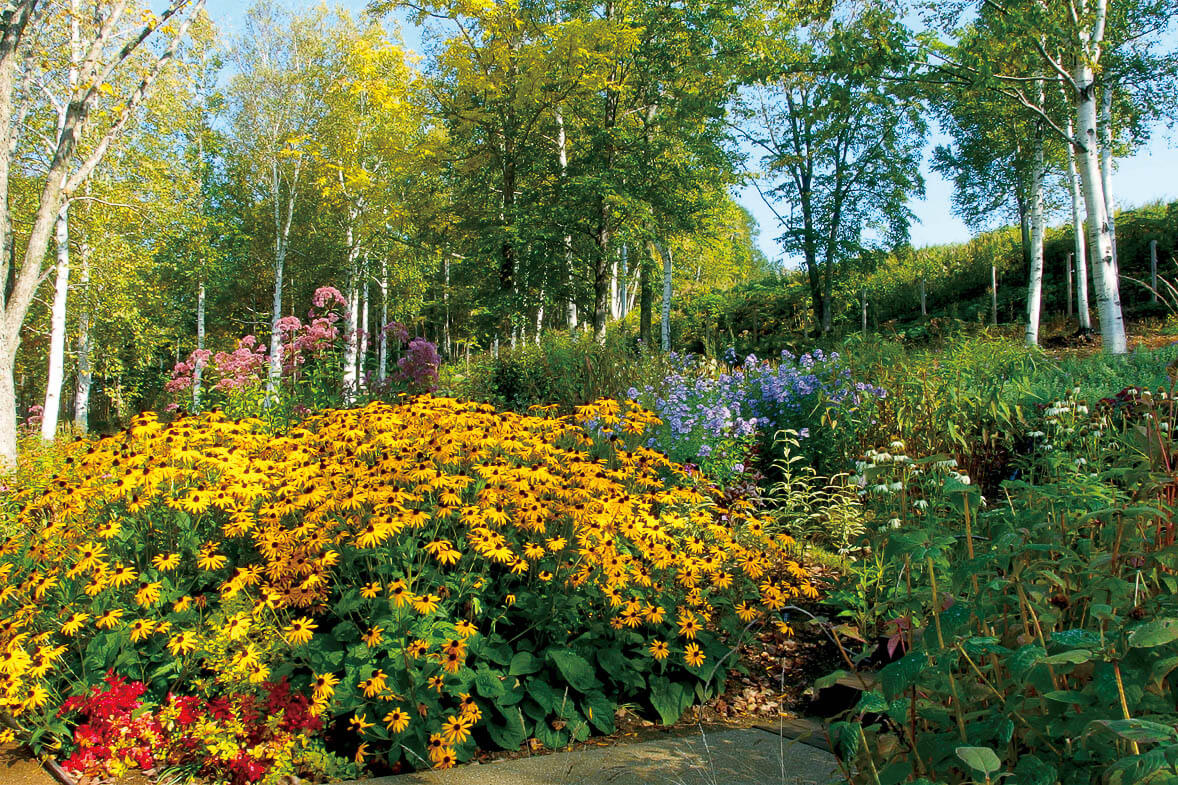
<box><xmin>347</xmin><ymin>727</ymin><xmax>840</xmax><ymax>785</ymax></box>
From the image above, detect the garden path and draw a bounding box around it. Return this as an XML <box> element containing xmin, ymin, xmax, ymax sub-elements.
<box><xmin>347</xmin><ymin>727</ymin><xmax>839</xmax><ymax>785</ymax></box>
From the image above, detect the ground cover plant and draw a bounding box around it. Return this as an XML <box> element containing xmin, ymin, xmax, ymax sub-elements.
<box><xmin>817</xmin><ymin>347</ymin><xmax>1178</xmax><ymax>785</ymax></box>
<box><xmin>0</xmin><ymin>395</ymin><xmax>815</xmax><ymax>778</ymax></box>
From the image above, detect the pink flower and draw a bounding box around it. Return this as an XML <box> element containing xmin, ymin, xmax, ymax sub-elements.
<box><xmin>311</xmin><ymin>286</ymin><xmax>347</xmax><ymax>310</ymax></box>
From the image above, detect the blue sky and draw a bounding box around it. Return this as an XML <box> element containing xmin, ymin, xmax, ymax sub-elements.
<box><xmin>204</xmin><ymin>0</ymin><xmax>1178</xmax><ymax>266</ymax></box>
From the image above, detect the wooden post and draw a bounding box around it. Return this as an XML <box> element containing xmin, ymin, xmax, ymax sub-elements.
<box><xmin>920</xmin><ymin>278</ymin><xmax>927</xmax><ymax>317</ymax></box>
<box><xmin>1151</xmin><ymin>240</ymin><xmax>1159</xmax><ymax>303</ymax></box>
<box><xmin>1066</xmin><ymin>252</ymin><xmax>1073</xmax><ymax>318</ymax></box>
<box><xmin>991</xmin><ymin>265</ymin><xmax>998</xmax><ymax>325</ymax></box>
<box><xmin>861</xmin><ymin>288</ymin><xmax>868</xmax><ymax>335</ymax></box>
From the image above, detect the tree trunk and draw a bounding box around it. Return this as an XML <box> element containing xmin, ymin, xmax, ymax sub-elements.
<box><xmin>1074</xmin><ymin>56</ymin><xmax>1127</xmax><ymax>353</ymax></box>
<box><xmin>920</xmin><ymin>278</ymin><xmax>927</xmax><ymax>316</ymax></box>
<box><xmin>639</xmin><ymin>243</ymin><xmax>653</xmax><ymax>346</ymax></box>
<box><xmin>358</xmin><ymin>278</ymin><xmax>369</xmax><ymax>393</ymax></box>
<box><xmin>267</xmin><ymin>163</ymin><xmax>296</xmax><ymax>397</ymax></box>
<box><xmin>442</xmin><ymin>254</ymin><xmax>451</xmax><ymax>359</ymax></box>
<box><xmin>73</xmin><ymin>238</ymin><xmax>91</xmax><ymax>431</ymax></box>
<box><xmin>659</xmin><ymin>240</ymin><xmax>672</xmax><ymax>352</ymax></box>
<box><xmin>378</xmin><ymin>257</ymin><xmax>388</xmax><ymax>380</ymax></box>
<box><xmin>991</xmin><ymin>265</ymin><xmax>998</xmax><ymax>325</ymax></box>
<box><xmin>1025</xmin><ymin>125</ymin><xmax>1046</xmax><ymax>347</ymax></box>
<box><xmin>1066</xmin><ymin>115</ymin><xmax>1092</xmax><ymax>330</ymax></box>
<box><xmin>1099</xmin><ymin>85</ymin><xmax>1118</xmax><ymax>265</ymax></box>
<box><xmin>1066</xmin><ymin>253</ymin><xmax>1074</xmax><ymax>318</ymax></box>
<box><xmin>342</xmin><ymin>214</ymin><xmax>361</xmax><ymax>400</ymax></box>
<box><xmin>1151</xmin><ymin>240</ymin><xmax>1159</xmax><ymax>303</ymax></box>
<box><xmin>593</xmin><ymin>203</ymin><xmax>611</xmax><ymax>342</ymax></box>
<box><xmin>555</xmin><ymin>106</ymin><xmax>577</xmax><ymax>332</ymax></box>
<box><xmin>193</xmin><ymin>278</ymin><xmax>205</xmax><ymax>412</ymax></box>
<box><xmin>861</xmin><ymin>289</ymin><xmax>868</xmax><ymax>334</ymax></box>
<box><xmin>41</xmin><ymin>206</ymin><xmax>70</xmax><ymax>440</ymax></box>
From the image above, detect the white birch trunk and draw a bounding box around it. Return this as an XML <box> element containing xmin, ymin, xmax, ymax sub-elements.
<box><xmin>659</xmin><ymin>241</ymin><xmax>672</xmax><ymax>352</ymax></box>
<box><xmin>193</xmin><ymin>279</ymin><xmax>205</xmax><ymax>411</ymax></box>
<box><xmin>618</xmin><ymin>244</ymin><xmax>628</xmax><ymax>320</ymax></box>
<box><xmin>378</xmin><ymin>257</ymin><xmax>388</xmax><ymax>381</ymax></box>
<box><xmin>1099</xmin><ymin>85</ymin><xmax>1118</xmax><ymax>265</ymax></box>
<box><xmin>1025</xmin><ymin>127</ymin><xmax>1046</xmax><ymax>347</ymax></box>
<box><xmin>1075</xmin><ymin>54</ymin><xmax>1127</xmax><ymax>353</ymax></box>
<box><xmin>41</xmin><ymin>206</ymin><xmax>70</xmax><ymax>441</ymax></box>
<box><xmin>341</xmin><ymin>208</ymin><xmax>362</xmax><ymax>400</ymax></box>
<box><xmin>610</xmin><ymin>255</ymin><xmax>620</xmax><ymax>321</ymax></box>
<box><xmin>73</xmin><ymin>238</ymin><xmax>91</xmax><ymax>431</ymax></box>
<box><xmin>1066</xmin><ymin>115</ymin><xmax>1092</xmax><ymax>330</ymax></box>
<box><xmin>556</xmin><ymin>106</ymin><xmax>577</xmax><ymax>331</ymax></box>
<box><xmin>358</xmin><ymin>279</ymin><xmax>369</xmax><ymax>394</ymax></box>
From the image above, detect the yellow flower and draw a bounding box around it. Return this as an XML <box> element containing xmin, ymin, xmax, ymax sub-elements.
<box><xmin>349</xmin><ymin>713</ymin><xmax>375</xmax><ymax>733</ymax></box>
<box><xmin>152</xmin><ymin>552</ymin><xmax>181</xmax><ymax>572</ymax></box>
<box><xmin>129</xmin><ymin>619</ymin><xmax>156</xmax><ymax>642</ymax></box>
<box><xmin>441</xmin><ymin>714</ymin><xmax>473</xmax><ymax>745</ymax></box>
<box><xmin>427</xmin><ymin>675</ymin><xmax>445</xmax><ymax>693</ymax></box>
<box><xmin>134</xmin><ymin>581</ymin><xmax>162</xmax><ymax>608</ymax></box>
<box><xmin>312</xmin><ymin>672</ymin><xmax>340</xmax><ymax>702</ymax></box>
<box><xmin>364</xmin><ymin>670</ymin><xmax>388</xmax><ymax>698</ymax></box>
<box><xmin>284</xmin><ymin>616</ymin><xmax>318</xmax><ymax>646</ymax></box>
<box><xmin>388</xmin><ymin>579</ymin><xmax>413</xmax><ymax>608</ymax></box>
<box><xmin>61</xmin><ymin>612</ymin><xmax>89</xmax><ymax>636</ymax></box>
<box><xmin>95</xmin><ymin>609</ymin><xmax>124</xmax><ymax>629</ymax></box>
<box><xmin>648</xmin><ymin>639</ymin><xmax>669</xmax><ymax>660</ymax></box>
<box><xmin>360</xmin><ymin>581</ymin><xmax>382</xmax><ymax>599</ymax></box>
<box><xmin>735</xmin><ymin>602</ymin><xmax>759</xmax><ymax>623</ymax></box>
<box><xmin>455</xmin><ymin>619</ymin><xmax>478</xmax><ymax>638</ymax></box>
<box><xmin>108</xmin><ymin>563</ymin><xmax>137</xmax><ymax>588</ymax></box>
<box><xmin>384</xmin><ymin>707</ymin><xmax>410</xmax><ymax>733</ymax></box>
<box><xmin>197</xmin><ymin>545</ymin><xmax>227</xmax><ymax>571</ymax></box>
<box><xmin>407</xmin><ymin>639</ymin><xmax>429</xmax><ymax>658</ymax></box>
<box><xmin>684</xmin><ymin>643</ymin><xmax>705</xmax><ymax>668</ymax></box>
<box><xmin>413</xmin><ymin>593</ymin><xmax>441</xmax><ymax>615</ymax></box>
<box><xmin>168</xmin><ymin>631</ymin><xmax>197</xmax><ymax>656</ymax></box>
<box><xmin>362</xmin><ymin>625</ymin><xmax>384</xmax><ymax>648</ymax></box>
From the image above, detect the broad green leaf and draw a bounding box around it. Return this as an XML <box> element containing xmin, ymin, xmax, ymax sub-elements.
<box><xmin>509</xmin><ymin>651</ymin><xmax>541</xmax><ymax>676</ymax></box>
<box><xmin>1085</xmin><ymin>719</ymin><xmax>1178</xmax><ymax>744</ymax></box>
<box><xmin>548</xmin><ymin>649</ymin><xmax>600</xmax><ymax>693</ymax></box>
<box><xmin>956</xmin><ymin>746</ymin><xmax>1002</xmax><ymax>776</ymax></box>
<box><xmin>1129</xmin><ymin>618</ymin><xmax>1178</xmax><ymax>648</ymax></box>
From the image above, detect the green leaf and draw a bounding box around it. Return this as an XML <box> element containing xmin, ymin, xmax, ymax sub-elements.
<box><xmin>1041</xmin><ymin>649</ymin><xmax>1092</xmax><ymax>665</ymax></box>
<box><xmin>509</xmin><ymin>651</ymin><xmax>541</xmax><ymax>676</ymax></box>
<box><xmin>486</xmin><ymin>714</ymin><xmax>529</xmax><ymax>751</ymax></box>
<box><xmin>1129</xmin><ymin>618</ymin><xmax>1178</xmax><ymax>648</ymax></box>
<box><xmin>854</xmin><ymin>691</ymin><xmax>888</xmax><ymax>714</ymax></box>
<box><xmin>1085</xmin><ymin>719</ymin><xmax>1178</xmax><ymax>744</ymax></box>
<box><xmin>548</xmin><ymin>649</ymin><xmax>601</xmax><ymax>693</ymax></box>
<box><xmin>475</xmin><ymin>666</ymin><xmax>506</xmax><ymax>699</ymax></box>
<box><xmin>956</xmin><ymin>746</ymin><xmax>1002</xmax><ymax>776</ymax></box>
<box><xmin>649</xmin><ymin>676</ymin><xmax>693</xmax><ymax>726</ymax></box>
<box><xmin>527</xmin><ymin>679</ymin><xmax>557</xmax><ymax>712</ymax></box>
<box><xmin>581</xmin><ymin>692</ymin><xmax>616</xmax><ymax>734</ymax></box>
<box><xmin>1012</xmin><ymin>755</ymin><xmax>1057</xmax><ymax>785</ymax></box>
<box><xmin>814</xmin><ymin>669</ymin><xmax>850</xmax><ymax>690</ymax></box>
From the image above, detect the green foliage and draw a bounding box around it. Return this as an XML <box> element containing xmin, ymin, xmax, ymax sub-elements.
<box><xmin>438</xmin><ymin>331</ymin><xmax>664</xmax><ymax>413</ymax></box>
<box><xmin>824</xmin><ymin>363</ymin><xmax>1178</xmax><ymax>785</ymax></box>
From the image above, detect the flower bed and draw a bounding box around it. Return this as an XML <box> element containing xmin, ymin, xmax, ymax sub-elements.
<box><xmin>0</xmin><ymin>396</ymin><xmax>815</xmax><ymax>778</ymax></box>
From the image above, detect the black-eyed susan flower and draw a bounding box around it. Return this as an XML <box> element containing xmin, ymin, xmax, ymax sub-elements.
<box><xmin>441</xmin><ymin>714</ymin><xmax>473</xmax><ymax>745</ymax></box>
<box><xmin>362</xmin><ymin>625</ymin><xmax>384</xmax><ymax>648</ymax></box>
<box><xmin>413</xmin><ymin>593</ymin><xmax>441</xmax><ymax>615</ymax></box>
<box><xmin>152</xmin><ymin>552</ymin><xmax>181</xmax><ymax>572</ymax></box>
<box><xmin>168</xmin><ymin>631</ymin><xmax>197</xmax><ymax>656</ymax></box>
<box><xmin>684</xmin><ymin>643</ymin><xmax>705</xmax><ymax>668</ymax></box>
<box><xmin>648</xmin><ymin>639</ymin><xmax>670</xmax><ymax>660</ymax></box>
<box><xmin>360</xmin><ymin>581</ymin><xmax>382</xmax><ymax>599</ymax></box>
<box><xmin>284</xmin><ymin>616</ymin><xmax>317</xmax><ymax>646</ymax></box>
<box><xmin>95</xmin><ymin>609</ymin><xmax>124</xmax><ymax>629</ymax></box>
<box><xmin>384</xmin><ymin>707</ymin><xmax>410</xmax><ymax>733</ymax></box>
<box><xmin>312</xmin><ymin>672</ymin><xmax>340</xmax><ymax>702</ymax></box>
<box><xmin>60</xmin><ymin>612</ymin><xmax>88</xmax><ymax>636</ymax></box>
